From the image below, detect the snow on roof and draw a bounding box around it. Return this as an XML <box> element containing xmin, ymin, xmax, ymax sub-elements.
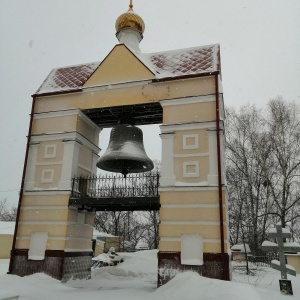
<box><xmin>262</xmin><ymin>241</ymin><xmax>277</xmax><ymax>247</ymax></box>
<box><xmin>0</xmin><ymin>221</ymin><xmax>15</xmax><ymax>235</ymax></box>
<box><xmin>35</xmin><ymin>44</ymin><xmax>220</xmax><ymax>96</ymax></box>
<box><xmin>35</xmin><ymin>62</ymin><xmax>99</xmax><ymax>95</ymax></box>
<box><xmin>93</xmin><ymin>229</ymin><xmax>116</xmax><ymax>239</ymax></box>
<box><xmin>231</xmin><ymin>243</ymin><xmax>251</xmax><ymax>253</ymax></box>
<box><xmin>146</xmin><ymin>44</ymin><xmax>219</xmax><ymax>78</ymax></box>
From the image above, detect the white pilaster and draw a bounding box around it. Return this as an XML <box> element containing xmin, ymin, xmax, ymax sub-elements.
<box><xmin>58</xmin><ymin>140</ymin><xmax>81</xmax><ymax>190</ymax></box>
<box><xmin>220</xmin><ymin>132</ymin><xmax>226</xmax><ymax>184</ymax></box>
<box><xmin>206</xmin><ymin>130</ymin><xmax>218</xmax><ymax>185</ymax></box>
<box><xmin>24</xmin><ymin>143</ymin><xmax>40</xmax><ymax>190</ymax></box>
<box><xmin>160</xmin><ymin>132</ymin><xmax>175</xmax><ymax>186</ymax></box>
<box><xmin>91</xmin><ymin>151</ymin><xmax>99</xmax><ymax>175</ymax></box>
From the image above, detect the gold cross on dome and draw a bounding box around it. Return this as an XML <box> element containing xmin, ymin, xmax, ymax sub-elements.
<box><xmin>129</xmin><ymin>0</ymin><xmax>133</xmax><ymax>9</ymax></box>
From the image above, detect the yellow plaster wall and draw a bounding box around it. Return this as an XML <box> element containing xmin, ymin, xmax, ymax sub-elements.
<box><xmin>22</xmin><ymin>194</ymin><xmax>70</xmax><ymax>206</ymax></box>
<box><xmin>84</xmin><ymin>45</ymin><xmax>155</xmax><ymax>87</ymax></box>
<box><xmin>17</xmin><ymin>224</ymin><xmax>67</xmax><ymax>238</ymax></box>
<box><xmin>78</xmin><ymin>145</ymin><xmax>93</xmax><ymax>171</ymax></box>
<box><xmin>174</xmin><ymin>129</ymin><xmax>209</xmax><ymax>155</ymax></box>
<box><xmin>159</xmin><ymin>224</ymin><xmax>228</xmax><ymax>240</ymax></box>
<box><xmin>65</xmin><ymin>239</ymin><xmax>92</xmax><ymax>250</ymax></box>
<box><xmin>0</xmin><ymin>235</ymin><xmax>13</xmax><ymax>258</ymax></box>
<box><xmin>66</xmin><ymin>225</ymin><xmax>93</xmax><ymax>239</ymax></box>
<box><xmin>159</xmin><ymin>240</ymin><xmax>226</xmax><ymax>253</ymax></box>
<box><xmin>286</xmin><ymin>255</ymin><xmax>300</xmax><ymax>274</ymax></box>
<box><xmin>16</xmin><ymin>238</ymin><xmax>66</xmax><ymax>250</ymax></box>
<box><xmin>16</xmin><ymin>207</ymin><xmax>94</xmax><ymax>251</ymax></box>
<box><xmin>174</xmin><ymin>156</ymin><xmax>209</xmax><ymax>183</ymax></box>
<box><xmin>19</xmin><ymin>208</ymin><xmax>70</xmax><ymax>222</ymax></box>
<box><xmin>160</xmin><ymin>207</ymin><xmax>227</xmax><ymax>222</ymax></box>
<box><xmin>160</xmin><ymin>190</ymin><xmax>225</xmax><ymax>205</ymax></box>
<box><xmin>36</xmin><ymin>140</ymin><xmax>64</xmax><ymax>163</ymax></box>
<box><xmin>34</xmin><ymin>77</ymin><xmax>215</xmax><ymax>114</ymax></box>
<box><xmin>94</xmin><ymin>242</ymin><xmax>105</xmax><ymax>257</ymax></box>
<box><xmin>34</xmin><ymin>165</ymin><xmax>62</xmax><ymax>189</ymax></box>
<box><xmin>163</xmin><ymin>101</ymin><xmax>216</xmax><ymax>124</ymax></box>
<box><xmin>76</xmin><ymin>115</ymin><xmax>99</xmax><ymax>145</ymax></box>
<box><xmin>32</xmin><ymin>115</ymin><xmax>77</xmax><ymax>135</ymax></box>
<box><xmin>86</xmin><ymin>212</ymin><xmax>95</xmax><ymax>226</ymax></box>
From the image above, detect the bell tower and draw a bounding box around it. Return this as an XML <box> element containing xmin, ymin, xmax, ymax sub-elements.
<box><xmin>9</xmin><ymin>1</ymin><xmax>231</xmax><ymax>284</ymax></box>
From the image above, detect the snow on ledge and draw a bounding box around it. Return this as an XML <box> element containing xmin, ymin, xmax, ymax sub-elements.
<box><xmin>262</xmin><ymin>241</ymin><xmax>277</xmax><ymax>247</ymax></box>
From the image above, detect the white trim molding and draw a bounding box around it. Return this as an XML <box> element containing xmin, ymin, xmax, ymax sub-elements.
<box><xmin>160</xmin><ymin>132</ymin><xmax>176</xmax><ymax>186</ymax></box>
<box><xmin>160</xmin><ymin>94</ymin><xmax>219</xmax><ymax>107</ymax></box>
<box><xmin>41</xmin><ymin>169</ymin><xmax>54</xmax><ymax>183</ymax></box>
<box><xmin>183</xmin><ymin>134</ymin><xmax>199</xmax><ymax>150</ymax></box>
<box><xmin>183</xmin><ymin>161</ymin><xmax>199</xmax><ymax>178</ymax></box>
<box><xmin>44</xmin><ymin>144</ymin><xmax>57</xmax><ymax>158</ymax></box>
<box><xmin>24</xmin><ymin>142</ymin><xmax>40</xmax><ymax>190</ymax></box>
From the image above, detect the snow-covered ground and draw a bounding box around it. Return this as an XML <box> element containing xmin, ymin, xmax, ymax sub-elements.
<box><xmin>0</xmin><ymin>251</ymin><xmax>299</xmax><ymax>299</ymax></box>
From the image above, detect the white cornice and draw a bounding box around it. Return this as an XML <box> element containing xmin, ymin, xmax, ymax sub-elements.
<box><xmin>174</xmin><ymin>153</ymin><xmax>209</xmax><ymax>158</ymax></box>
<box><xmin>159</xmin><ymin>186</ymin><xmax>227</xmax><ymax>192</ymax></box>
<box><xmin>161</xmin><ymin>204</ymin><xmax>225</xmax><ymax>208</ymax></box>
<box><xmin>160</xmin><ymin>237</ymin><xmax>229</xmax><ymax>244</ymax></box>
<box><xmin>33</xmin><ymin>109</ymin><xmax>78</xmax><ymax>119</ymax></box>
<box><xmin>161</xmin><ymin>221</ymin><xmax>221</xmax><ymax>225</ymax></box>
<box><xmin>30</xmin><ymin>131</ymin><xmax>100</xmax><ymax>153</ymax></box>
<box><xmin>23</xmin><ymin>190</ymin><xmax>71</xmax><ymax>196</ymax></box>
<box><xmin>160</xmin><ymin>121</ymin><xmax>217</xmax><ymax>133</ymax></box>
<box><xmin>83</xmin><ymin>79</ymin><xmax>153</xmax><ymax>93</ymax></box>
<box><xmin>20</xmin><ymin>206</ymin><xmax>68</xmax><ymax>210</ymax></box>
<box><xmin>160</xmin><ymin>94</ymin><xmax>223</xmax><ymax>107</ymax></box>
<box><xmin>33</xmin><ymin>108</ymin><xmax>101</xmax><ymax>131</ymax></box>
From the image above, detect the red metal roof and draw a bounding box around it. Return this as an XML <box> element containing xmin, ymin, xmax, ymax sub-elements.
<box><xmin>35</xmin><ymin>62</ymin><xmax>99</xmax><ymax>95</ymax></box>
<box><xmin>35</xmin><ymin>44</ymin><xmax>220</xmax><ymax>96</ymax></box>
<box><xmin>149</xmin><ymin>45</ymin><xmax>219</xmax><ymax>77</ymax></box>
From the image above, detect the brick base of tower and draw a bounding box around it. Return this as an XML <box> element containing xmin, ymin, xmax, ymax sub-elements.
<box><xmin>157</xmin><ymin>251</ymin><xmax>231</xmax><ymax>287</ymax></box>
<box><xmin>9</xmin><ymin>250</ymin><xmax>92</xmax><ymax>282</ymax></box>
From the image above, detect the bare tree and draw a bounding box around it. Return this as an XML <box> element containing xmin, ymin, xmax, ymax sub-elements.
<box><xmin>141</xmin><ymin>211</ymin><xmax>159</xmax><ymax>249</ymax></box>
<box><xmin>0</xmin><ymin>198</ymin><xmax>17</xmax><ymax>221</ymax></box>
<box><xmin>263</xmin><ymin>98</ymin><xmax>300</xmax><ymax>228</ymax></box>
<box><xmin>226</xmin><ymin>98</ymin><xmax>300</xmax><ymax>253</ymax></box>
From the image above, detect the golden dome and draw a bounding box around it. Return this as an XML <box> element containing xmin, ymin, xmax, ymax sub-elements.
<box><xmin>115</xmin><ymin>2</ymin><xmax>145</xmax><ymax>35</ymax></box>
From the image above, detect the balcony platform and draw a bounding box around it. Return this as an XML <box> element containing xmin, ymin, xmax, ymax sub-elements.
<box><xmin>69</xmin><ymin>172</ymin><xmax>160</xmax><ymax>211</ymax></box>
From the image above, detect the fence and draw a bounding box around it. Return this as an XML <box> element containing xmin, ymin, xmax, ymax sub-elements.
<box><xmin>247</xmin><ymin>255</ymin><xmax>281</xmax><ymax>267</ymax></box>
<box><xmin>71</xmin><ymin>171</ymin><xmax>160</xmax><ymax>199</ymax></box>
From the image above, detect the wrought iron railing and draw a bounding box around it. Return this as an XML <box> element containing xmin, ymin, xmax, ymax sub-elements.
<box><xmin>71</xmin><ymin>171</ymin><xmax>160</xmax><ymax>199</ymax></box>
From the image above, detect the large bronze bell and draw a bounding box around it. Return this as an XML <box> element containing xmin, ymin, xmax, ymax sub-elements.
<box><xmin>97</xmin><ymin>125</ymin><xmax>154</xmax><ymax>177</ymax></box>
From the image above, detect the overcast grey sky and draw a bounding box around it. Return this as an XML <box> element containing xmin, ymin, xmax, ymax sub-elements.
<box><xmin>0</xmin><ymin>0</ymin><xmax>299</xmax><ymax>206</ymax></box>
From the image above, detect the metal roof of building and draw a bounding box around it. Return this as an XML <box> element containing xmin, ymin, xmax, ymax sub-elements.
<box><xmin>35</xmin><ymin>44</ymin><xmax>220</xmax><ymax>96</ymax></box>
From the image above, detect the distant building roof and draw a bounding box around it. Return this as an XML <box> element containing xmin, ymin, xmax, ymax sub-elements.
<box><xmin>35</xmin><ymin>44</ymin><xmax>220</xmax><ymax>96</ymax></box>
<box><xmin>0</xmin><ymin>222</ymin><xmax>15</xmax><ymax>235</ymax></box>
<box><xmin>135</xmin><ymin>241</ymin><xmax>149</xmax><ymax>250</ymax></box>
<box><xmin>231</xmin><ymin>244</ymin><xmax>251</xmax><ymax>253</ymax></box>
<box><xmin>93</xmin><ymin>229</ymin><xmax>117</xmax><ymax>239</ymax></box>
